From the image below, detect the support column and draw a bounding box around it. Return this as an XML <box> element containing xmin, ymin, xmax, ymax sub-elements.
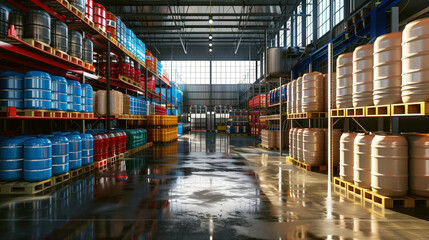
<box><xmin>328</xmin><ymin>42</ymin><xmax>333</xmax><ymax>185</ymax></box>
<box><xmin>209</xmin><ymin>60</ymin><xmax>213</xmax><ymax>132</ymax></box>
<box><xmin>106</xmin><ymin>34</ymin><xmax>111</xmax><ymax>133</ymax></box>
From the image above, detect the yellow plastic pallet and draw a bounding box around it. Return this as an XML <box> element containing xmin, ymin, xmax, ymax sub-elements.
<box><xmin>258</xmin><ymin>144</ymin><xmax>278</xmax><ymax>150</ymax></box>
<box><xmin>365</xmin><ymin>105</ymin><xmax>391</xmax><ymax>117</ymax></box>
<box><xmin>391</xmin><ymin>102</ymin><xmax>429</xmax><ymax>116</ymax></box>
<box><xmin>331</xmin><ymin>109</ymin><xmax>346</xmax><ymax>117</ymax></box>
<box><xmin>287</xmin><ymin>157</ymin><xmax>329</xmax><ymax>172</ymax></box>
<box><xmin>23</xmin><ymin>39</ymin><xmax>53</xmax><ymax>54</ymax></box>
<box><xmin>345</xmin><ymin>107</ymin><xmax>366</xmax><ymax>117</ymax></box>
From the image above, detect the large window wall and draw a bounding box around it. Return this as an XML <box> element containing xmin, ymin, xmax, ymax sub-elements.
<box><xmin>306</xmin><ymin>0</ymin><xmax>313</xmax><ymax>44</ymax></box>
<box><xmin>317</xmin><ymin>0</ymin><xmax>330</xmax><ymax>38</ymax></box>
<box><xmin>162</xmin><ymin>61</ymin><xmax>257</xmax><ymax>85</ymax></box>
<box><xmin>296</xmin><ymin>3</ymin><xmax>303</xmax><ymax>46</ymax></box>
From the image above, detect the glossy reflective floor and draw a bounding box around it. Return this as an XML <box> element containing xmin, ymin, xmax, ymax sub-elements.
<box><xmin>1</xmin><ymin>132</ymin><xmax>429</xmax><ymax>239</ymax></box>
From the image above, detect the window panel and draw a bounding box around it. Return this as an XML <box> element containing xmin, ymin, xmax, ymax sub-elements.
<box><xmin>306</xmin><ymin>0</ymin><xmax>313</xmax><ymax>44</ymax></box>
<box><xmin>318</xmin><ymin>0</ymin><xmax>330</xmax><ymax>38</ymax></box>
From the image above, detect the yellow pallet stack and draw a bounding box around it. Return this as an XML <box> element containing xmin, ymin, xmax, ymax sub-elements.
<box><xmin>146</xmin><ymin>115</ymin><xmax>179</xmax><ymax>143</ymax></box>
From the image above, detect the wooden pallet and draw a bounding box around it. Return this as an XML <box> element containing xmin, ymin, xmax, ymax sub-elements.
<box><xmin>19</xmin><ymin>109</ymin><xmax>53</xmax><ymax>117</ymax></box>
<box><xmin>287</xmin><ymin>157</ymin><xmax>328</xmax><ymax>172</ymax></box>
<box><xmin>23</xmin><ymin>39</ymin><xmax>53</xmax><ymax>54</ymax></box>
<box><xmin>53</xmin><ymin>49</ymin><xmax>70</xmax><ymax>61</ymax></box>
<box><xmin>333</xmin><ymin>177</ymin><xmax>429</xmax><ymax>208</ymax></box>
<box><xmin>94</xmin><ymin>159</ymin><xmax>107</xmax><ymax>169</ymax></box>
<box><xmin>69</xmin><ymin>5</ymin><xmax>84</xmax><ymax>19</ymax></box>
<box><xmin>331</xmin><ymin>109</ymin><xmax>346</xmax><ymax>117</ymax></box>
<box><xmin>365</xmin><ymin>105</ymin><xmax>391</xmax><ymax>117</ymax></box>
<box><xmin>259</xmin><ymin>144</ymin><xmax>279</xmax><ymax>150</ymax></box>
<box><xmin>69</xmin><ymin>163</ymin><xmax>94</xmax><ymax>178</ymax></box>
<box><xmin>345</xmin><ymin>107</ymin><xmax>366</xmax><ymax>117</ymax></box>
<box><xmin>83</xmin><ymin>62</ymin><xmax>94</xmax><ymax>71</ymax></box>
<box><xmin>391</xmin><ymin>102</ymin><xmax>429</xmax><ymax>116</ymax></box>
<box><xmin>0</xmin><ymin>172</ymin><xmax>70</xmax><ymax>195</ymax></box>
<box><xmin>70</xmin><ymin>56</ymin><xmax>83</xmax><ymax>66</ymax></box>
<box><xmin>53</xmin><ymin>111</ymin><xmax>69</xmax><ymax>118</ymax></box>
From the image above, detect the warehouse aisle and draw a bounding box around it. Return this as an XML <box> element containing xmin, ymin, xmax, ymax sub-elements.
<box><xmin>0</xmin><ymin>132</ymin><xmax>428</xmax><ymax>239</ymax></box>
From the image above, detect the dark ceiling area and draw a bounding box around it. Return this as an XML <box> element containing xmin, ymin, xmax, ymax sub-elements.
<box><xmin>100</xmin><ymin>0</ymin><xmax>303</xmax><ymax>60</ymax></box>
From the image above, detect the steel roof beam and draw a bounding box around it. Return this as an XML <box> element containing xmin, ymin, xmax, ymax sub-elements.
<box><xmin>105</xmin><ymin>0</ymin><xmax>291</xmax><ymax>7</ymax></box>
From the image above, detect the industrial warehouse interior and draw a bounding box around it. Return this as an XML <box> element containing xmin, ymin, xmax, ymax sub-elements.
<box><xmin>1</xmin><ymin>0</ymin><xmax>429</xmax><ymax>239</ymax></box>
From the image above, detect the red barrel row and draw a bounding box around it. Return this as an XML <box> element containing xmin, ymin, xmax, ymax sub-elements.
<box><xmin>92</xmin><ymin>131</ymin><xmax>127</xmax><ymax>162</ymax></box>
<box><xmin>94</xmin><ymin>2</ymin><xmax>106</xmax><ymax>31</ymax></box>
<box><xmin>98</xmin><ymin>57</ymin><xmax>143</xmax><ymax>81</ymax></box>
<box><xmin>85</xmin><ymin>0</ymin><xmax>93</xmax><ymax>21</ymax></box>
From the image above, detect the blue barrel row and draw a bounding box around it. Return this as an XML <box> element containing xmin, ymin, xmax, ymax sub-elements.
<box><xmin>0</xmin><ymin>71</ymin><xmax>92</xmax><ymax>113</ymax></box>
<box><xmin>116</xmin><ymin>17</ymin><xmax>146</xmax><ymax>64</ymax></box>
<box><xmin>0</xmin><ymin>132</ymin><xmax>93</xmax><ymax>182</ymax></box>
<box><xmin>269</xmin><ymin>85</ymin><xmax>287</xmax><ymax>105</ymax></box>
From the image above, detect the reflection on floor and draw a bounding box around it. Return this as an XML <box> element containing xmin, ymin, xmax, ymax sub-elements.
<box><xmin>0</xmin><ymin>131</ymin><xmax>428</xmax><ymax>239</ymax></box>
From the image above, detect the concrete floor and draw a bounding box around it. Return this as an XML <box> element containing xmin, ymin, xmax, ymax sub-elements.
<box><xmin>0</xmin><ymin>132</ymin><xmax>428</xmax><ymax>239</ymax></box>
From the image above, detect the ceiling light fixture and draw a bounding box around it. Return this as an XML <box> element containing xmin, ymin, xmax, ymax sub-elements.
<box><xmin>209</xmin><ymin>48</ymin><xmax>213</xmax><ymax>52</ymax></box>
<box><xmin>209</xmin><ymin>34</ymin><xmax>213</xmax><ymax>40</ymax></box>
<box><xmin>209</xmin><ymin>42</ymin><xmax>213</xmax><ymax>47</ymax></box>
<box><xmin>209</xmin><ymin>16</ymin><xmax>213</xmax><ymax>24</ymax></box>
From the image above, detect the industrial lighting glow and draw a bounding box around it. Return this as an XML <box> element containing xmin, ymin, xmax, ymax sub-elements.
<box><xmin>209</xmin><ymin>48</ymin><xmax>213</xmax><ymax>52</ymax></box>
<box><xmin>209</xmin><ymin>16</ymin><xmax>213</xmax><ymax>24</ymax></box>
<box><xmin>209</xmin><ymin>42</ymin><xmax>213</xmax><ymax>47</ymax></box>
<box><xmin>209</xmin><ymin>34</ymin><xmax>213</xmax><ymax>40</ymax></box>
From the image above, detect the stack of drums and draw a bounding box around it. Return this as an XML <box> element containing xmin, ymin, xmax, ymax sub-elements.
<box><xmin>302</xmin><ymin>72</ymin><xmax>324</xmax><ymax>112</ymax></box>
<box><xmin>0</xmin><ymin>137</ymin><xmax>32</xmax><ymax>181</ymax></box>
<box><xmin>85</xmin><ymin>0</ymin><xmax>93</xmax><ymax>22</ymax></box>
<box><xmin>51</xmin><ymin>76</ymin><xmax>68</xmax><ymax>111</ymax></box>
<box><xmin>113</xmin><ymin>132</ymin><xmax>122</xmax><ymax>155</ymax></box>
<box><xmin>118</xmin><ymin>57</ymin><xmax>130</xmax><ymax>78</ymax></box>
<box><xmin>116</xmin><ymin>17</ymin><xmax>122</xmax><ymax>44</ymax></box>
<box><xmin>81</xmin><ymin>83</ymin><xmax>93</xmax><ymax>113</ymax></box>
<box><xmin>68</xmin><ymin>30</ymin><xmax>82</xmax><ymax>59</ymax></box>
<box><xmin>67</xmin><ymin>80</ymin><xmax>82</xmax><ymax>112</ymax></box>
<box><xmin>100</xmin><ymin>133</ymin><xmax>108</xmax><ymax>159</ymax></box>
<box><xmin>0</xmin><ymin>5</ymin><xmax>8</xmax><ymax>38</ymax></box>
<box><xmin>51</xmin><ymin>19</ymin><xmax>68</xmax><ymax>52</ymax></box>
<box><xmin>371</xmin><ymin>135</ymin><xmax>408</xmax><ymax>197</ymax></box>
<box><xmin>49</xmin><ymin>135</ymin><xmax>69</xmax><ymax>175</ymax></box>
<box><xmin>95</xmin><ymin>90</ymin><xmax>106</xmax><ymax>116</ymax></box>
<box><xmin>352</xmin><ymin>44</ymin><xmax>374</xmax><ymax>107</ymax></box>
<box><xmin>303</xmin><ymin>128</ymin><xmax>324</xmax><ymax>165</ymax></box>
<box><xmin>107</xmin><ymin>132</ymin><xmax>116</xmax><ymax>157</ymax></box>
<box><xmin>0</xmin><ymin>71</ymin><xmax>24</xmax><ymax>109</ymax></box>
<box><xmin>119</xmin><ymin>131</ymin><xmax>127</xmax><ymax>153</ymax></box>
<box><xmin>291</xmin><ymin>79</ymin><xmax>296</xmax><ymax>114</ymax></box>
<box><xmin>82</xmin><ymin>37</ymin><xmax>93</xmax><ymax>64</ymax></box>
<box><xmin>9</xmin><ymin>11</ymin><xmax>24</xmax><ymax>39</ymax></box>
<box><xmin>93</xmin><ymin>2</ymin><xmax>106</xmax><ymax>31</ymax></box>
<box><xmin>373</xmin><ymin>32</ymin><xmax>402</xmax><ymax>105</ymax></box>
<box><xmin>407</xmin><ymin>134</ymin><xmax>429</xmax><ymax>197</ymax></box>
<box><xmin>79</xmin><ymin>134</ymin><xmax>93</xmax><ymax>166</ymax></box>
<box><xmin>23</xmin><ymin>138</ymin><xmax>52</xmax><ymax>181</ymax></box>
<box><xmin>353</xmin><ymin>133</ymin><xmax>375</xmax><ymax>188</ymax></box>
<box><xmin>336</xmin><ymin>53</ymin><xmax>353</xmax><ymax>108</ymax></box>
<box><xmin>296</xmin><ymin>77</ymin><xmax>302</xmax><ymax>114</ymax></box>
<box><xmin>130</xmin><ymin>60</ymin><xmax>135</xmax><ymax>79</ymax></box>
<box><xmin>289</xmin><ymin>128</ymin><xmax>294</xmax><ymax>159</ymax></box>
<box><xmin>24</xmin><ymin>71</ymin><xmax>52</xmax><ymax>110</ymax></box>
<box><xmin>135</xmin><ymin>63</ymin><xmax>141</xmax><ymax>82</ymax></box>
<box><xmin>106</xmin><ymin>11</ymin><xmax>116</xmax><ymax>39</ymax></box>
<box><xmin>126</xmin><ymin>28</ymin><xmax>133</xmax><ymax>53</ymax></box>
<box><xmin>92</xmin><ymin>134</ymin><xmax>104</xmax><ymax>162</ymax></box>
<box><xmin>69</xmin><ymin>0</ymin><xmax>85</xmax><ymax>13</ymax></box>
<box><xmin>286</xmin><ymin>82</ymin><xmax>292</xmax><ymax>114</ymax></box>
<box><xmin>67</xmin><ymin>133</ymin><xmax>82</xmax><ymax>170</ymax></box>
<box><xmin>26</xmin><ymin>10</ymin><xmax>51</xmax><ymax>44</ymax></box>
<box><xmin>339</xmin><ymin>132</ymin><xmax>357</xmax><ymax>182</ymax></box>
<box><xmin>297</xmin><ymin>128</ymin><xmax>304</xmax><ymax>162</ymax></box>
<box><xmin>401</xmin><ymin>17</ymin><xmax>429</xmax><ymax>103</ymax></box>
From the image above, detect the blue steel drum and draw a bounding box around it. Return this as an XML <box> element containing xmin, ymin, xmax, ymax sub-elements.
<box><xmin>79</xmin><ymin>134</ymin><xmax>93</xmax><ymax>166</ymax></box>
<box><xmin>0</xmin><ymin>137</ymin><xmax>33</xmax><ymax>181</ymax></box>
<box><xmin>81</xmin><ymin>83</ymin><xmax>93</xmax><ymax>113</ymax></box>
<box><xmin>51</xmin><ymin>76</ymin><xmax>68</xmax><ymax>111</ymax></box>
<box><xmin>24</xmin><ymin>71</ymin><xmax>51</xmax><ymax>109</ymax></box>
<box><xmin>126</xmin><ymin>28</ymin><xmax>133</xmax><ymax>52</ymax></box>
<box><xmin>0</xmin><ymin>71</ymin><xmax>24</xmax><ymax>109</ymax></box>
<box><xmin>49</xmin><ymin>135</ymin><xmax>69</xmax><ymax>175</ymax></box>
<box><xmin>66</xmin><ymin>134</ymin><xmax>82</xmax><ymax>170</ymax></box>
<box><xmin>23</xmin><ymin>138</ymin><xmax>52</xmax><ymax>181</ymax></box>
<box><xmin>67</xmin><ymin>80</ymin><xmax>82</xmax><ymax>112</ymax></box>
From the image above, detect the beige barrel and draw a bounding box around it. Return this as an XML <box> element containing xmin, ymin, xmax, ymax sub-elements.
<box><xmin>303</xmin><ymin>128</ymin><xmax>325</xmax><ymax>165</ymax></box>
<box><xmin>371</xmin><ymin>135</ymin><xmax>408</xmax><ymax>197</ymax></box>
<box><xmin>295</xmin><ymin>77</ymin><xmax>302</xmax><ymax>113</ymax></box>
<box><xmin>287</xmin><ymin>82</ymin><xmax>292</xmax><ymax>114</ymax></box>
<box><xmin>373</xmin><ymin>32</ymin><xmax>402</xmax><ymax>105</ymax></box>
<box><xmin>336</xmin><ymin>53</ymin><xmax>353</xmax><ymax>108</ymax></box>
<box><xmin>302</xmin><ymin>72</ymin><xmax>324</xmax><ymax>112</ymax></box>
<box><xmin>323</xmin><ymin>73</ymin><xmax>337</xmax><ymax>111</ymax></box>
<box><xmin>340</xmin><ymin>132</ymin><xmax>357</xmax><ymax>182</ymax></box>
<box><xmin>336</xmin><ymin>54</ymin><xmax>353</xmax><ymax>108</ymax></box>
<box><xmin>293</xmin><ymin>128</ymin><xmax>299</xmax><ymax>159</ymax></box>
<box><xmin>297</xmin><ymin>128</ymin><xmax>304</xmax><ymax>162</ymax></box>
<box><xmin>406</xmin><ymin>134</ymin><xmax>429</xmax><ymax>197</ymax></box>
<box><xmin>289</xmin><ymin>128</ymin><xmax>295</xmax><ymax>159</ymax></box>
<box><xmin>353</xmin><ymin>44</ymin><xmax>374</xmax><ymax>107</ymax></box>
<box><xmin>291</xmin><ymin>80</ymin><xmax>296</xmax><ymax>114</ymax></box>
<box><xmin>324</xmin><ymin>129</ymin><xmax>342</xmax><ymax>166</ymax></box>
<box><xmin>353</xmin><ymin>134</ymin><xmax>375</xmax><ymax>188</ymax></box>
<box><xmin>402</xmin><ymin>18</ymin><xmax>429</xmax><ymax>103</ymax></box>
<box><xmin>96</xmin><ymin>90</ymin><xmax>106</xmax><ymax>116</ymax></box>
